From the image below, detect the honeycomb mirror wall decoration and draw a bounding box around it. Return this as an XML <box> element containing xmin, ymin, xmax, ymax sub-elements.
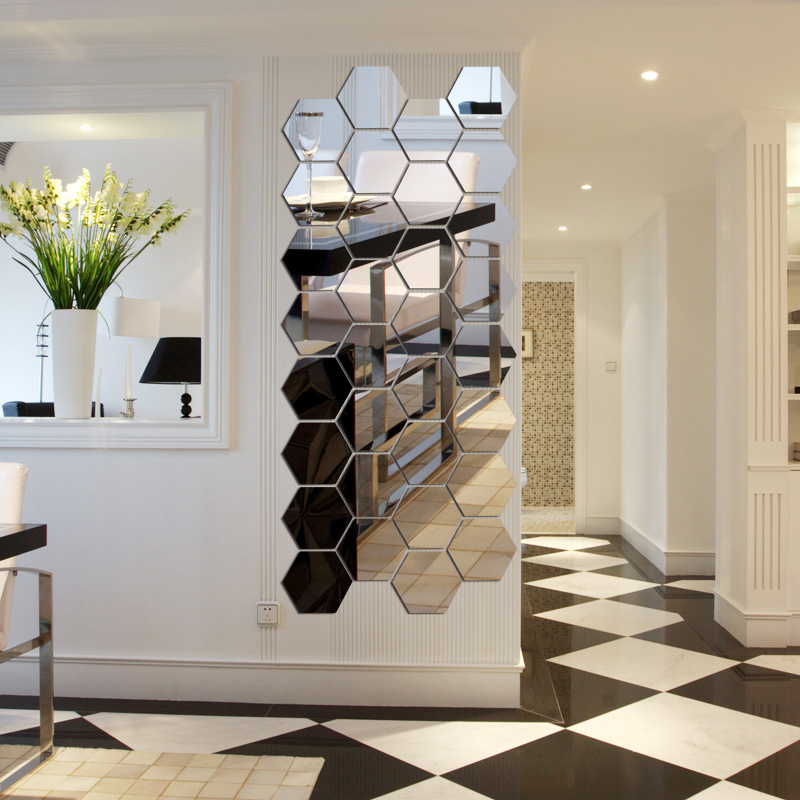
<box><xmin>280</xmin><ymin>66</ymin><xmax>517</xmax><ymax>614</ymax></box>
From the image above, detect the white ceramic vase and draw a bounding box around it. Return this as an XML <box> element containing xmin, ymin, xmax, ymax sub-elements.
<box><xmin>50</xmin><ymin>309</ymin><xmax>98</xmax><ymax>419</ymax></box>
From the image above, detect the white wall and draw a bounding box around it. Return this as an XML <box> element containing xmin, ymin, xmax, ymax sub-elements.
<box><xmin>521</xmin><ymin>242</ymin><xmax>621</xmax><ymax>528</ymax></box>
<box><xmin>619</xmin><ymin>197</ymin><xmax>716</xmax><ymax>573</ymax></box>
<box><xmin>0</xmin><ymin>50</ymin><xmax>523</xmax><ymax>707</ymax></box>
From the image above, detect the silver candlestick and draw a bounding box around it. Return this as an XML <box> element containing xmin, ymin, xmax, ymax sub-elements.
<box><xmin>119</xmin><ymin>398</ymin><xmax>136</xmax><ymax>419</ymax></box>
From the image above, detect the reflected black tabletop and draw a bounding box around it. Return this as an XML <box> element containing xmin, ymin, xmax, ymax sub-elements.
<box><xmin>0</xmin><ymin>523</ymin><xmax>46</xmax><ymax>561</ymax></box>
<box><xmin>282</xmin><ymin>201</ymin><xmax>495</xmax><ymax>277</ymax></box>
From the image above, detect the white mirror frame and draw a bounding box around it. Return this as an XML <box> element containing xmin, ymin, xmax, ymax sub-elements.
<box><xmin>0</xmin><ymin>82</ymin><xmax>230</xmax><ymax>449</ymax></box>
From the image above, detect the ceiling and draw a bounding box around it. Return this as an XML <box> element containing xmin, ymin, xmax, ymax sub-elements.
<box><xmin>1</xmin><ymin>0</ymin><xmax>799</xmax><ymax>244</ymax></box>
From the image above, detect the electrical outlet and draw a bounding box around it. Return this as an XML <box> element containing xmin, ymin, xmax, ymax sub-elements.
<box><xmin>256</xmin><ymin>602</ymin><xmax>279</xmax><ymax>626</ymax></box>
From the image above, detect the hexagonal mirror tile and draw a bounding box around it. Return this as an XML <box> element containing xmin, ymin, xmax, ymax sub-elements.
<box><xmin>283</xmin><ymin>486</ymin><xmax>353</xmax><ymax>550</ymax></box>
<box><xmin>282</xmin><ymin>356</ymin><xmax>352</xmax><ymax>420</ymax></box>
<box><xmin>343</xmin><ymin>518</ymin><xmax>408</xmax><ymax>581</ymax></box>
<box><xmin>448</xmin><ymin>518</ymin><xmax>515</xmax><ymax>581</ymax></box>
<box><xmin>392</xmin><ymin>551</ymin><xmax>462</xmax><ymax>614</ymax></box>
<box><xmin>448</xmin><ymin>453</ymin><xmax>516</xmax><ymax>516</ymax></box>
<box><xmin>342</xmin><ymin>130</ymin><xmax>407</xmax><ymax>195</ymax></box>
<box><xmin>338</xmin><ymin>199</ymin><xmax>408</xmax><ymax>262</ymax></box>
<box><xmin>450</xmin><ymin>195</ymin><xmax>515</xmax><ymax>259</ymax></box>
<box><xmin>339</xmin><ymin>388</ymin><xmax>406</xmax><ymax>452</ymax></box>
<box><xmin>338</xmin><ymin>452</ymin><xmax>406</xmax><ymax>519</ymax></box>
<box><xmin>394</xmin><ymin>99</ymin><xmax>462</xmax><ymax>160</ymax></box>
<box><xmin>447</xmin><ymin>66</ymin><xmax>516</xmax><ymax>129</ymax></box>
<box><xmin>337</xmin><ymin>261</ymin><xmax>407</xmax><ymax>323</ymax></box>
<box><xmin>282</xmin><ymin>550</ymin><xmax>352</xmax><ymax>613</ymax></box>
<box><xmin>451</xmin><ymin>131</ymin><xmax>516</xmax><ymax>194</ymax></box>
<box><xmin>448</xmin><ymin>323</ymin><xmax>515</xmax><ymax>388</ymax></box>
<box><xmin>393</xmin><ymin>229</ymin><xmax>457</xmax><ymax>290</ymax></box>
<box><xmin>393</xmin><ymin>357</ymin><xmax>460</xmax><ymax>421</ymax></box>
<box><xmin>393</xmin><ymin>420</ymin><xmax>458</xmax><ymax>485</ymax></box>
<box><xmin>281</xmin><ymin>243</ymin><xmax>347</xmax><ymax>292</ymax></box>
<box><xmin>451</xmin><ymin>390</ymin><xmax>514</xmax><ymax>453</ymax></box>
<box><xmin>338</xmin><ymin>66</ymin><xmax>407</xmax><ymax>129</ymax></box>
<box><xmin>447</xmin><ymin>257</ymin><xmax>515</xmax><ymax>323</ymax></box>
<box><xmin>281</xmin><ymin>291</ymin><xmax>352</xmax><ymax>357</ymax></box>
<box><xmin>337</xmin><ymin>324</ymin><xmax>406</xmax><ymax>388</ymax></box>
<box><xmin>393</xmin><ymin>291</ymin><xmax>458</xmax><ymax>357</ymax></box>
<box><xmin>282</xmin><ymin>422</ymin><xmax>352</xmax><ymax>485</ymax></box>
<box><xmin>283</xmin><ymin>98</ymin><xmax>353</xmax><ymax>163</ymax></box>
<box><xmin>283</xmin><ymin>162</ymin><xmax>353</xmax><ymax>228</ymax></box>
<box><xmin>394</xmin><ymin>163</ymin><xmax>463</xmax><ymax>221</ymax></box>
<box><xmin>393</xmin><ymin>485</ymin><xmax>461</xmax><ymax>549</ymax></box>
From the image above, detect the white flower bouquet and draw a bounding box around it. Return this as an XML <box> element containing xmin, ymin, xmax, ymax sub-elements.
<box><xmin>0</xmin><ymin>165</ymin><xmax>189</xmax><ymax>309</ymax></box>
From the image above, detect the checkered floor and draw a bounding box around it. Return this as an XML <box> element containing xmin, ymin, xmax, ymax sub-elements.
<box><xmin>4</xmin><ymin>534</ymin><xmax>800</xmax><ymax>799</ymax></box>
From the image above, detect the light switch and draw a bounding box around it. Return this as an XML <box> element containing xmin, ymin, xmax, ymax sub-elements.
<box><xmin>605</xmin><ymin>362</ymin><xmax>617</xmax><ymax>372</ymax></box>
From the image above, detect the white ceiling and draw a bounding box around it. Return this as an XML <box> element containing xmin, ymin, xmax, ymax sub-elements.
<box><xmin>2</xmin><ymin>0</ymin><xmax>800</xmax><ymax>244</ymax></box>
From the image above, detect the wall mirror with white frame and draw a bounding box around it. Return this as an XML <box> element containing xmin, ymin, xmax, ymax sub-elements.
<box><xmin>0</xmin><ymin>84</ymin><xmax>230</xmax><ymax>448</ymax></box>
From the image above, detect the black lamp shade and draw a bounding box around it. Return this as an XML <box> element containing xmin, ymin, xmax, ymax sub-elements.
<box><xmin>140</xmin><ymin>337</ymin><xmax>201</xmax><ymax>385</ymax></box>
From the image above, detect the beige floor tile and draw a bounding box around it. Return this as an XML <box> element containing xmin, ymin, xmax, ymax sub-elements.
<box><xmin>70</xmin><ymin>763</ymin><xmax>114</xmax><ymax>779</ymax></box>
<box><xmin>104</xmin><ymin>765</ymin><xmax>147</xmax><ymax>780</ymax></box>
<box><xmin>234</xmin><ymin>786</ymin><xmax>278</xmax><ymax>800</ymax></box>
<box><xmin>245</xmin><ymin>771</ymin><xmax>285</xmax><ymax>786</ymax></box>
<box><xmin>155</xmin><ymin>755</ymin><xmax>194</xmax><ymax>768</ymax></box>
<box><xmin>219</xmin><ymin>757</ymin><xmax>254</xmax><ymax>770</ymax></box>
<box><xmin>86</xmin><ymin>753</ymin><xmax>126</xmax><ymax>765</ymax></box>
<box><xmin>254</xmin><ymin>758</ymin><xmax>293</xmax><ymax>772</ymax></box>
<box><xmin>288</xmin><ymin>758</ymin><xmax>323</xmax><ymax>774</ymax></box>
<box><xmin>162</xmin><ymin>781</ymin><xmax>205</xmax><ymax>797</ymax></box>
<box><xmin>187</xmin><ymin>756</ymin><xmax>225</xmax><ymax>769</ymax></box>
<box><xmin>34</xmin><ymin>762</ymin><xmax>78</xmax><ymax>777</ymax></box>
<box><xmin>209</xmin><ymin>769</ymin><xmax>249</xmax><ymax>783</ymax></box>
<box><xmin>127</xmin><ymin>778</ymin><xmax>169</xmax><ymax>796</ymax></box>
<box><xmin>176</xmin><ymin>768</ymin><xmax>216</xmax><ymax>783</ymax></box>
<box><xmin>197</xmin><ymin>783</ymin><xmax>240</xmax><ymax>799</ymax></box>
<box><xmin>92</xmin><ymin>777</ymin><xmax>135</xmax><ymax>794</ymax></box>
<box><xmin>280</xmin><ymin>772</ymin><xmax>316</xmax><ymax>788</ymax></box>
<box><xmin>56</xmin><ymin>776</ymin><xmax>100</xmax><ymax>792</ymax></box>
<box><xmin>81</xmin><ymin>793</ymin><xmax>121</xmax><ymax>800</ymax></box>
<box><xmin>44</xmin><ymin>791</ymin><xmax>86</xmax><ymax>799</ymax></box>
<box><xmin>272</xmin><ymin>787</ymin><xmax>310</xmax><ymax>800</ymax></box>
<box><xmin>119</xmin><ymin>754</ymin><xmax>160</xmax><ymax>767</ymax></box>
<box><xmin>139</xmin><ymin>766</ymin><xmax>182</xmax><ymax>781</ymax></box>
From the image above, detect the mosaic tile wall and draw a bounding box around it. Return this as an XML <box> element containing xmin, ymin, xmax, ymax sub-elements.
<box><xmin>521</xmin><ymin>281</ymin><xmax>574</xmax><ymax>506</ymax></box>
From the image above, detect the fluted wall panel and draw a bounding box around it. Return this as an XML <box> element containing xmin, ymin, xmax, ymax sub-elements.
<box><xmin>324</xmin><ymin>52</ymin><xmax>522</xmax><ymax>666</ymax></box>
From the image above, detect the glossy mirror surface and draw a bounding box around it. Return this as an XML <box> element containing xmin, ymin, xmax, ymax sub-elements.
<box><xmin>283</xmin><ymin>98</ymin><xmax>352</xmax><ymax>163</ymax></box>
<box><xmin>281</xmin><ymin>66</ymin><xmax>517</xmax><ymax>614</ymax></box>
<box><xmin>447</xmin><ymin>66</ymin><xmax>517</xmax><ymax>129</ymax></box>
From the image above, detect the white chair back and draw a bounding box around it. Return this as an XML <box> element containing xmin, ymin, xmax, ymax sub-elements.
<box><xmin>0</xmin><ymin>462</ymin><xmax>28</xmax><ymax>650</ymax></box>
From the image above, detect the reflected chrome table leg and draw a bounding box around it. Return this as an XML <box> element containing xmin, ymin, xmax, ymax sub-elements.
<box><xmin>439</xmin><ymin>236</ymin><xmax>457</xmax><ymax>430</ymax></box>
<box><xmin>39</xmin><ymin>570</ymin><xmax>54</xmax><ymax>756</ymax></box>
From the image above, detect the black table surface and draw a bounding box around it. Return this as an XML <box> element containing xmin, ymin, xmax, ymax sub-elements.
<box><xmin>282</xmin><ymin>200</ymin><xmax>496</xmax><ymax>278</ymax></box>
<box><xmin>0</xmin><ymin>523</ymin><xmax>47</xmax><ymax>561</ymax></box>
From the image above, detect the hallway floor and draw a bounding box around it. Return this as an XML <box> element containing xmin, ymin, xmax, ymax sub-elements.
<box><xmin>4</xmin><ymin>534</ymin><xmax>800</xmax><ymax>799</ymax></box>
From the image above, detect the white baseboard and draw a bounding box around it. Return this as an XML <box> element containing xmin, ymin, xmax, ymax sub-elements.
<box><xmin>619</xmin><ymin>519</ymin><xmax>715</xmax><ymax>576</ymax></box>
<box><xmin>714</xmin><ymin>591</ymin><xmax>800</xmax><ymax>647</ymax></box>
<box><xmin>585</xmin><ymin>516</ymin><xmax>620</xmax><ymax>536</ymax></box>
<box><xmin>1</xmin><ymin>655</ymin><xmax>522</xmax><ymax>708</ymax></box>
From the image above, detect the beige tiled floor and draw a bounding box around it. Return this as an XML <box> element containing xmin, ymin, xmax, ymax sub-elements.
<box><xmin>3</xmin><ymin>748</ymin><xmax>323</xmax><ymax>800</ymax></box>
<box><xmin>520</xmin><ymin>505</ymin><xmax>575</xmax><ymax>534</ymax></box>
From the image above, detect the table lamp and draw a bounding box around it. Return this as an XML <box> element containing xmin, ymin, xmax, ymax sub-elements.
<box><xmin>140</xmin><ymin>337</ymin><xmax>201</xmax><ymax>418</ymax></box>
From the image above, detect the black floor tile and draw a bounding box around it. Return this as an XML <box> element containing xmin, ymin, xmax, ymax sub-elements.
<box><xmin>445</xmin><ymin>729</ymin><xmax>715</xmax><ymax>800</ymax></box>
<box><xmin>0</xmin><ymin>717</ymin><xmax>129</xmax><ymax>750</ymax></box>
<box><xmin>593</xmin><ymin>562</ymin><xmax>655</xmax><ymax>581</ymax></box>
<box><xmin>671</xmin><ymin>663</ymin><xmax>800</xmax><ymax>727</ymax></box>
<box><xmin>533</xmin><ymin>616</ymin><xmax>619</xmax><ymax>660</ymax></box>
<box><xmin>634</xmin><ymin>621</ymin><xmax>720</xmax><ymax>656</ymax></box>
<box><xmin>523</xmin><ymin>584</ymin><xmax>594</xmax><ymax>615</ymax></box>
<box><xmin>223</xmin><ymin>725</ymin><xmax>433</xmax><ymax>800</ymax></box>
<box><xmin>728</xmin><ymin>740</ymin><xmax>800</xmax><ymax>799</ymax></box>
<box><xmin>520</xmin><ymin>559</ymin><xmax>571</xmax><ymax>583</ymax></box>
<box><xmin>546</xmin><ymin>663</ymin><xmax>657</xmax><ymax>726</ymax></box>
<box><xmin>724</xmin><ymin>645</ymin><xmax>800</xmax><ymax>661</ymax></box>
<box><xmin>266</xmin><ymin>704</ymin><xmax>540</xmax><ymax>723</ymax></box>
<box><xmin>520</xmin><ymin>648</ymin><xmax>563</xmax><ymax>723</ymax></box>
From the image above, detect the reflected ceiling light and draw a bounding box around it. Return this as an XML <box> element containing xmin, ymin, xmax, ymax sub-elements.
<box><xmin>558</xmin><ymin>226</ymin><xmax>568</xmax><ymax>232</ymax></box>
<box><xmin>580</xmin><ymin>184</ymin><xmax>592</xmax><ymax>190</ymax></box>
<box><xmin>78</xmin><ymin>124</ymin><xmax>93</xmax><ymax>132</ymax></box>
<box><xmin>640</xmin><ymin>71</ymin><xmax>659</xmax><ymax>81</ymax></box>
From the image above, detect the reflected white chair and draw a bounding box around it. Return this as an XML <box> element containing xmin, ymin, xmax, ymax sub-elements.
<box><xmin>0</xmin><ymin>462</ymin><xmax>54</xmax><ymax>790</ymax></box>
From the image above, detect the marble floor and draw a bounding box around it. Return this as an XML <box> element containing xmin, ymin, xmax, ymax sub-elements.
<box><xmin>4</xmin><ymin>534</ymin><xmax>800</xmax><ymax>799</ymax></box>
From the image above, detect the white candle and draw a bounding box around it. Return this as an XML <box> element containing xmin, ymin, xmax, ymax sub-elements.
<box><xmin>94</xmin><ymin>367</ymin><xmax>102</xmax><ymax>418</ymax></box>
<box><xmin>125</xmin><ymin>342</ymin><xmax>132</xmax><ymax>399</ymax></box>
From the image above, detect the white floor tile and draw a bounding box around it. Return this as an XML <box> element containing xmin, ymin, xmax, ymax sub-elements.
<box><xmin>746</xmin><ymin>654</ymin><xmax>800</xmax><ymax>677</ymax></box>
<box><xmin>0</xmin><ymin>710</ymin><xmax>79</xmax><ymax>736</ymax></box>
<box><xmin>549</xmin><ymin>637</ymin><xmax>738</xmax><ymax>691</ymax></box>
<box><xmin>523</xmin><ymin>551</ymin><xmax>628</xmax><ymax>572</ymax></box>
<box><xmin>525</xmin><ymin>571</ymin><xmax>658</xmax><ymax>599</ymax></box>
<box><xmin>570</xmin><ymin>693</ymin><xmax>800</xmax><ymax>780</ymax></box>
<box><xmin>668</xmin><ymin>580</ymin><xmax>716</xmax><ymax>594</ymax></box>
<box><xmin>520</xmin><ymin>536</ymin><xmax>609</xmax><ymax>551</ymax></box>
<box><xmin>371</xmin><ymin>776</ymin><xmax>494</xmax><ymax>799</ymax></box>
<box><xmin>83</xmin><ymin>713</ymin><xmax>317</xmax><ymax>754</ymax></box>
<box><xmin>535</xmin><ymin>599</ymin><xmax>683</xmax><ymax>636</ymax></box>
<box><xmin>322</xmin><ymin>719</ymin><xmax>560</xmax><ymax>775</ymax></box>
<box><xmin>686</xmin><ymin>781</ymin><xmax>783</xmax><ymax>798</ymax></box>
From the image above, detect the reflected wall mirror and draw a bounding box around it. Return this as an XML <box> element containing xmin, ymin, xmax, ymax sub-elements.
<box><xmin>0</xmin><ymin>83</ymin><xmax>229</xmax><ymax>448</ymax></box>
<box><xmin>280</xmin><ymin>66</ymin><xmax>518</xmax><ymax>614</ymax></box>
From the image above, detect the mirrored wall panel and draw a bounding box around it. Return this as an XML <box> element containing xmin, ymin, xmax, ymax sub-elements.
<box><xmin>281</xmin><ymin>66</ymin><xmax>517</xmax><ymax>614</ymax></box>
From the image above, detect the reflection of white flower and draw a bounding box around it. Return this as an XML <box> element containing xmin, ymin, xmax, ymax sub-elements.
<box><xmin>0</xmin><ymin>165</ymin><xmax>189</xmax><ymax>309</ymax></box>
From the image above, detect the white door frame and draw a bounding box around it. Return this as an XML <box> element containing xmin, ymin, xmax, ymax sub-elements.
<box><xmin>520</xmin><ymin>259</ymin><xmax>588</xmax><ymax>534</ymax></box>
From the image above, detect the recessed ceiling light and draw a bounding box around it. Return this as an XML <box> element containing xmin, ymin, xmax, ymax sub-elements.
<box><xmin>558</xmin><ymin>226</ymin><xmax>568</xmax><ymax>232</ymax></box>
<box><xmin>580</xmin><ymin>184</ymin><xmax>592</xmax><ymax>190</ymax></box>
<box><xmin>78</xmin><ymin>124</ymin><xmax>93</xmax><ymax>132</ymax></box>
<box><xmin>640</xmin><ymin>70</ymin><xmax>659</xmax><ymax>81</ymax></box>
